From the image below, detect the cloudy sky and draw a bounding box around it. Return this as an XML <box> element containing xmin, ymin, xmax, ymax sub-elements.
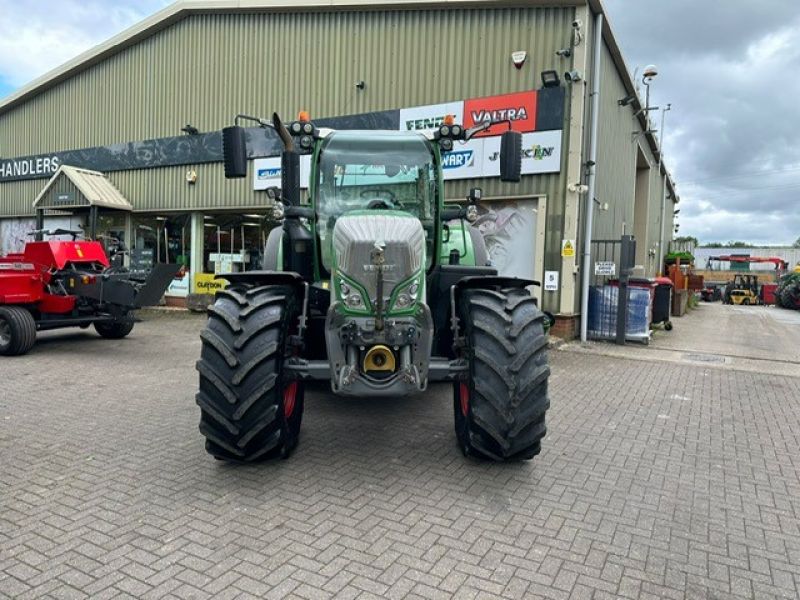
<box><xmin>1</xmin><ymin>0</ymin><xmax>799</xmax><ymax>245</ymax></box>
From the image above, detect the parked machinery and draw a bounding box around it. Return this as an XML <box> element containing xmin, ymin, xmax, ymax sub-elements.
<box><xmin>723</xmin><ymin>274</ymin><xmax>759</xmax><ymax>305</ymax></box>
<box><xmin>0</xmin><ymin>230</ymin><xmax>177</xmax><ymax>356</ymax></box>
<box><xmin>194</xmin><ymin>112</ymin><xmax>550</xmax><ymax>463</ymax></box>
<box><xmin>775</xmin><ymin>267</ymin><xmax>800</xmax><ymax>310</ymax></box>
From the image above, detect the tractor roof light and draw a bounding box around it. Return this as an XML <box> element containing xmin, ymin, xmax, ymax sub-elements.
<box><xmin>298</xmin><ymin>110</ymin><xmax>311</xmax><ymax>122</ymax></box>
<box><xmin>444</xmin><ymin>114</ymin><xmax>456</xmax><ymax>126</ymax></box>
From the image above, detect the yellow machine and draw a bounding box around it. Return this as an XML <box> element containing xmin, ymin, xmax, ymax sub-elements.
<box><xmin>729</xmin><ymin>289</ymin><xmax>759</xmax><ymax>306</ymax></box>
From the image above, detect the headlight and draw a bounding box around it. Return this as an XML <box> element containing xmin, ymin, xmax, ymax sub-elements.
<box><xmin>395</xmin><ymin>293</ymin><xmax>412</xmax><ymax>308</ymax></box>
<box><xmin>336</xmin><ymin>273</ymin><xmax>370</xmax><ymax>313</ymax></box>
<box><xmin>391</xmin><ymin>276</ymin><xmax>422</xmax><ymax>312</ymax></box>
<box><xmin>345</xmin><ymin>293</ymin><xmax>364</xmax><ymax>309</ymax></box>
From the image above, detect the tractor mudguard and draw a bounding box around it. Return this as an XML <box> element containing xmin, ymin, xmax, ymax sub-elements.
<box><xmin>221</xmin><ymin>270</ymin><xmax>306</xmax><ymax>300</ymax></box>
<box><xmin>454</xmin><ymin>275</ymin><xmax>540</xmax><ymax>293</ymax></box>
<box><xmin>449</xmin><ymin>276</ymin><xmax>542</xmax><ymax>355</ymax></box>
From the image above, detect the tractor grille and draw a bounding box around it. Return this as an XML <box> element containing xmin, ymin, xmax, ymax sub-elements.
<box><xmin>333</xmin><ymin>214</ymin><xmax>425</xmax><ymax>303</ymax></box>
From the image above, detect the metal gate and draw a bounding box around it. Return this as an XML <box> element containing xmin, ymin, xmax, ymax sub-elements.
<box><xmin>587</xmin><ymin>235</ymin><xmax>636</xmax><ymax>344</ymax></box>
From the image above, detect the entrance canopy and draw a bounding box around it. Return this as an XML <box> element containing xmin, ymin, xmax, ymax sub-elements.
<box><xmin>33</xmin><ymin>165</ymin><xmax>132</xmax><ymax>212</ymax></box>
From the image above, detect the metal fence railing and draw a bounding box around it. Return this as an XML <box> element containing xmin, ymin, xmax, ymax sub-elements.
<box><xmin>587</xmin><ymin>235</ymin><xmax>636</xmax><ymax>344</ymax></box>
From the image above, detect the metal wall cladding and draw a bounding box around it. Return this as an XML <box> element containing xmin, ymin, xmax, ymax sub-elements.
<box><xmin>590</xmin><ymin>42</ymin><xmax>673</xmax><ymax>277</ymax></box>
<box><xmin>0</xmin><ymin>5</ymin><xmax>576</xmax><ymax>310</ymax></box>
<box><xmin>592</xmin><ymin>42</ymin><xmax>641</xmax><ymax>244</ymax></box>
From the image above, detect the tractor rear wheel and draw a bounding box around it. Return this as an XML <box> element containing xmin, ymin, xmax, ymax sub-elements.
<box><xmin>0</xmin><ymin>306</ymin><xmax>36</xmax><ymax>356</ymax></box>
<box><xmin>196</xmin><ymin>284</ymin><xmax>304</xmax><ymax>462</ymax></box>
<box><xmin>454</xmin><ymin>288</ymin><xmax>550</xmax><ymax>461</ymax></box>
<box><xmin>94</xmin><ymin>318</ymin><xmax>135</xmax><ymax>339</ymax></box>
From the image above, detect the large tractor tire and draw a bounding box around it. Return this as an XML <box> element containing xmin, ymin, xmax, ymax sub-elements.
<box><xmin>196</xmin><ymin>284</ymin><xmax>304</xmax><ymax>462</ymax></box>
<box><xmin>94</xmin><ymin>318</ymin><xmax>135</xmax><ymax>339</ymax></box>
<box><xmin>454</xmin><ymin>288</ymin><xmax>550</xmax><ymax>461</ymax></box>
<box><xmin>0</xmin><ymin>306</ymin><xmax>36</xmax><ymax>356</ymax></box>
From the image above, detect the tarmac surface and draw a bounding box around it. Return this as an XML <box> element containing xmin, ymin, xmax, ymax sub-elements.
<box><xmin>2</xmin><ymin>304</ymin><xmax>799</xmax><ymax>599</ymax></box>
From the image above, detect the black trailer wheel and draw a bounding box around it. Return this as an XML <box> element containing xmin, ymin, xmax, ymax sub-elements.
<box><xmin>454</xmin><ymin>288</ymin><xmax>550</xmax><ymax>461</ymax></box>
<box><xmin>664</xmin><ymin>321</ymin><xmax>673</xmax><ymax>331</ymax></box>
<box><xmin>196</xmin><ymin>284</ymin><xmax>304</xmax><ymax>462</ymax></box>
<box><xmin>94</xmin><ymin>318</ymin><xmax>135</xmax><ymax>339</ymax></box>
<box><xmin>0</xmin><ymin>306</ymin><xmax>37</xmax><ymax>356</ymax></box>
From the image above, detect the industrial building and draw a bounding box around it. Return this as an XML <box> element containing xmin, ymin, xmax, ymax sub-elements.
<box><xmin>0</xmin><ymin>0</ymin><xmax>677</xmax><ymax>337</ymax></box>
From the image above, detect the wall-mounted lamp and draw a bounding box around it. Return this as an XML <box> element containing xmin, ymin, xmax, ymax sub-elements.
<box><xmin>618</xmin><ymin>95</ymin><xmax>636</xmax><ymax>107</ymax></box>
<box><xmin>355</xmin><ymin>80</ymin><xmax>366</xmax><ymax>90</ymax></box>
<box><xmin>541</xmin><ymin>70</ymin><xmax>561</xmax><ymax>88</ymax></box>
<box><xmin>555</xmin><ymin>48</ymin><xmax>572</xmax><ymax>58</ymax></box>
<box><xmin>564</xmin><ymin>70</ymin><xmax>583</xmax><ymax>83</ymax></box>
<box><xmin>181</xmin><ymin>124</ymin><xmax>199</xmax><ymax>135</ymax></box>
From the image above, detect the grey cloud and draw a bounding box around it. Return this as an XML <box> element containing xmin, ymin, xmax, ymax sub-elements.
<box><xmin>604</xmin><ymin>0</ymin><xmax>800</xmax><ymax>245</ymax></box>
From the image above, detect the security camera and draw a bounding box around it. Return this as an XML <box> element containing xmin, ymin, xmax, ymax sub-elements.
<box><xmin>564</xmin><ymin>70</ymin><xmax>583</xmax><ymax>82</ymax></box>
<box><xmin>572</xmin><ymin>19</ymin><xmax>583</xmax><ymax>29</ymax></box>
<box><xmin>568</xmin><ymin>183</ymin><xmax>589</xmax><ymax>194</ymax></box>
<box><xmin>555</xmin><ymin>48</ymin><xmax>572</xmax><ymax>58</ymax></box>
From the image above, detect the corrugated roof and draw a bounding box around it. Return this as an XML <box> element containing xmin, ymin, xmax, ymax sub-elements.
<box><xmin>33</xmin><ymin>165</ymin><xmax>133</xmax><ymax>210</ymax></box>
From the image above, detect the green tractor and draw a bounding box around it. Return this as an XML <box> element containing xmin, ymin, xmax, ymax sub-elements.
<box><xmin>196</xmin><ymin>112</ymin><xmax>550</xmax><ymax>462</ymax></box>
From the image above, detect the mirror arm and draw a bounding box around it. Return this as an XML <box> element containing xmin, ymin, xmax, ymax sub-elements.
<box><xmin>464</xmin><ymin>118</ymin><xmax>514</xmax><ymax>141</ymax></box>
<box><xmin>232</xmin><ymin>113</ymin><xmax>294</xmax><ymax>152</ymax></box>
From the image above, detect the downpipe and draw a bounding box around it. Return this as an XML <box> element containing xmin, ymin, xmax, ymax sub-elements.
<box><xmin>579</xmin><ymin>12</ymin><xmax>604</xmax><ymax>343</ymax></box>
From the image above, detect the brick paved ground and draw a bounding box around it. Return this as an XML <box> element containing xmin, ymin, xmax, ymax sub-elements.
<box><xmin>2</xmin><ymin>312</ymin><xmax>800</xmax><ymax>599</ymax></box>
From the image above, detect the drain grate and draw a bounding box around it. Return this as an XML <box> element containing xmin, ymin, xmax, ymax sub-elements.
<box><xmin>683</xmin><ymin>353</ymin><xmax>726</xmax><ymax>364</ymax></box>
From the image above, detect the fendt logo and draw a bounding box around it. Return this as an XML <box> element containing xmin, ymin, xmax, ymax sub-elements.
<box><xmin>405</xmin><ymin>116</ymin><xmax>448</xmax><ymax>131</ymax></box>
<box><xmin>442</xmin><ymin>150</ymin><xmax>475</xmax><ymax>170</ymax></box>
<box><xmin>257</xmin><ymin>167</ymin><xmax>281</xmax><ymax>180</ymax></box>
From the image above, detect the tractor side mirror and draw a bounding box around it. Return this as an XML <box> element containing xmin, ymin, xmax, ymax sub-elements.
<box><xmin>222</xmin><ymin>126</ymin><xmax>248</xmax><ymax>178</ymax></box>
<box><xmin>499</xmin><ymin>130</ymin><xmax>522</xmax><ymax>182</ymax></box>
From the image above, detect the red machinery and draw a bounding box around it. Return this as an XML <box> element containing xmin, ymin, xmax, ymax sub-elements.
<box><xmin>0</xmin><ymin>230</ymin><xmax>177</xmax><ymax>356</ymax></box>
<box><xmin>707</xmin><ymin>255</ymin><xmax>788</xmax><ymax>274</ymax></box>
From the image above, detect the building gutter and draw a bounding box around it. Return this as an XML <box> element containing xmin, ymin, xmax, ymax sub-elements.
<box><xmin>579</xmin><ymin>10</ymin><xmax>603</xmax><ymax>343</ymax></box>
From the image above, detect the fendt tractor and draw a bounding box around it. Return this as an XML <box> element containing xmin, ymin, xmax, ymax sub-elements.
<box><xmin>0</xmin><ymin>230</ymin><xmax>178</xmax><ymax>356</ymax></box>
<box><xmin>196</xmin><ymin>112</ymin><xmax>550</xmax><ymax>462</ymax></box>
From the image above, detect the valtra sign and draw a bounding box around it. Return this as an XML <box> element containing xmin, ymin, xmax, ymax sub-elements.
<box><xmin>464</xmin><ymin>91</ymin><xmax>538</xmax><ymax>137</ymax></box>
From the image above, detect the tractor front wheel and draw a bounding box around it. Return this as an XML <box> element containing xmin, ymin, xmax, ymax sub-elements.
<box><xmin>454</xmin><ymin>288</ymin><xmax>550</xmax><ymax>461</ymax></box>
<box><xmin>196</xmin><ymin>284</ymin><xmax>304</xmax><ymax>462</ymax></box>
<box><xmin>0</xmin><ymin>306</ymin><xmax>36</xmax><ymax>356</ymax></box>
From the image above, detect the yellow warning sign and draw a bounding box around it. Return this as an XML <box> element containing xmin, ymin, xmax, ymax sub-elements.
<box><xmin>193</xmin><ymin>273</ymin><xmax>227</xmax><ymax>295</ymax></box>
<box><xmin>561</xmin><ymin>239</ymin><xmax>576</xmax><ymax>258</ymax></box>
